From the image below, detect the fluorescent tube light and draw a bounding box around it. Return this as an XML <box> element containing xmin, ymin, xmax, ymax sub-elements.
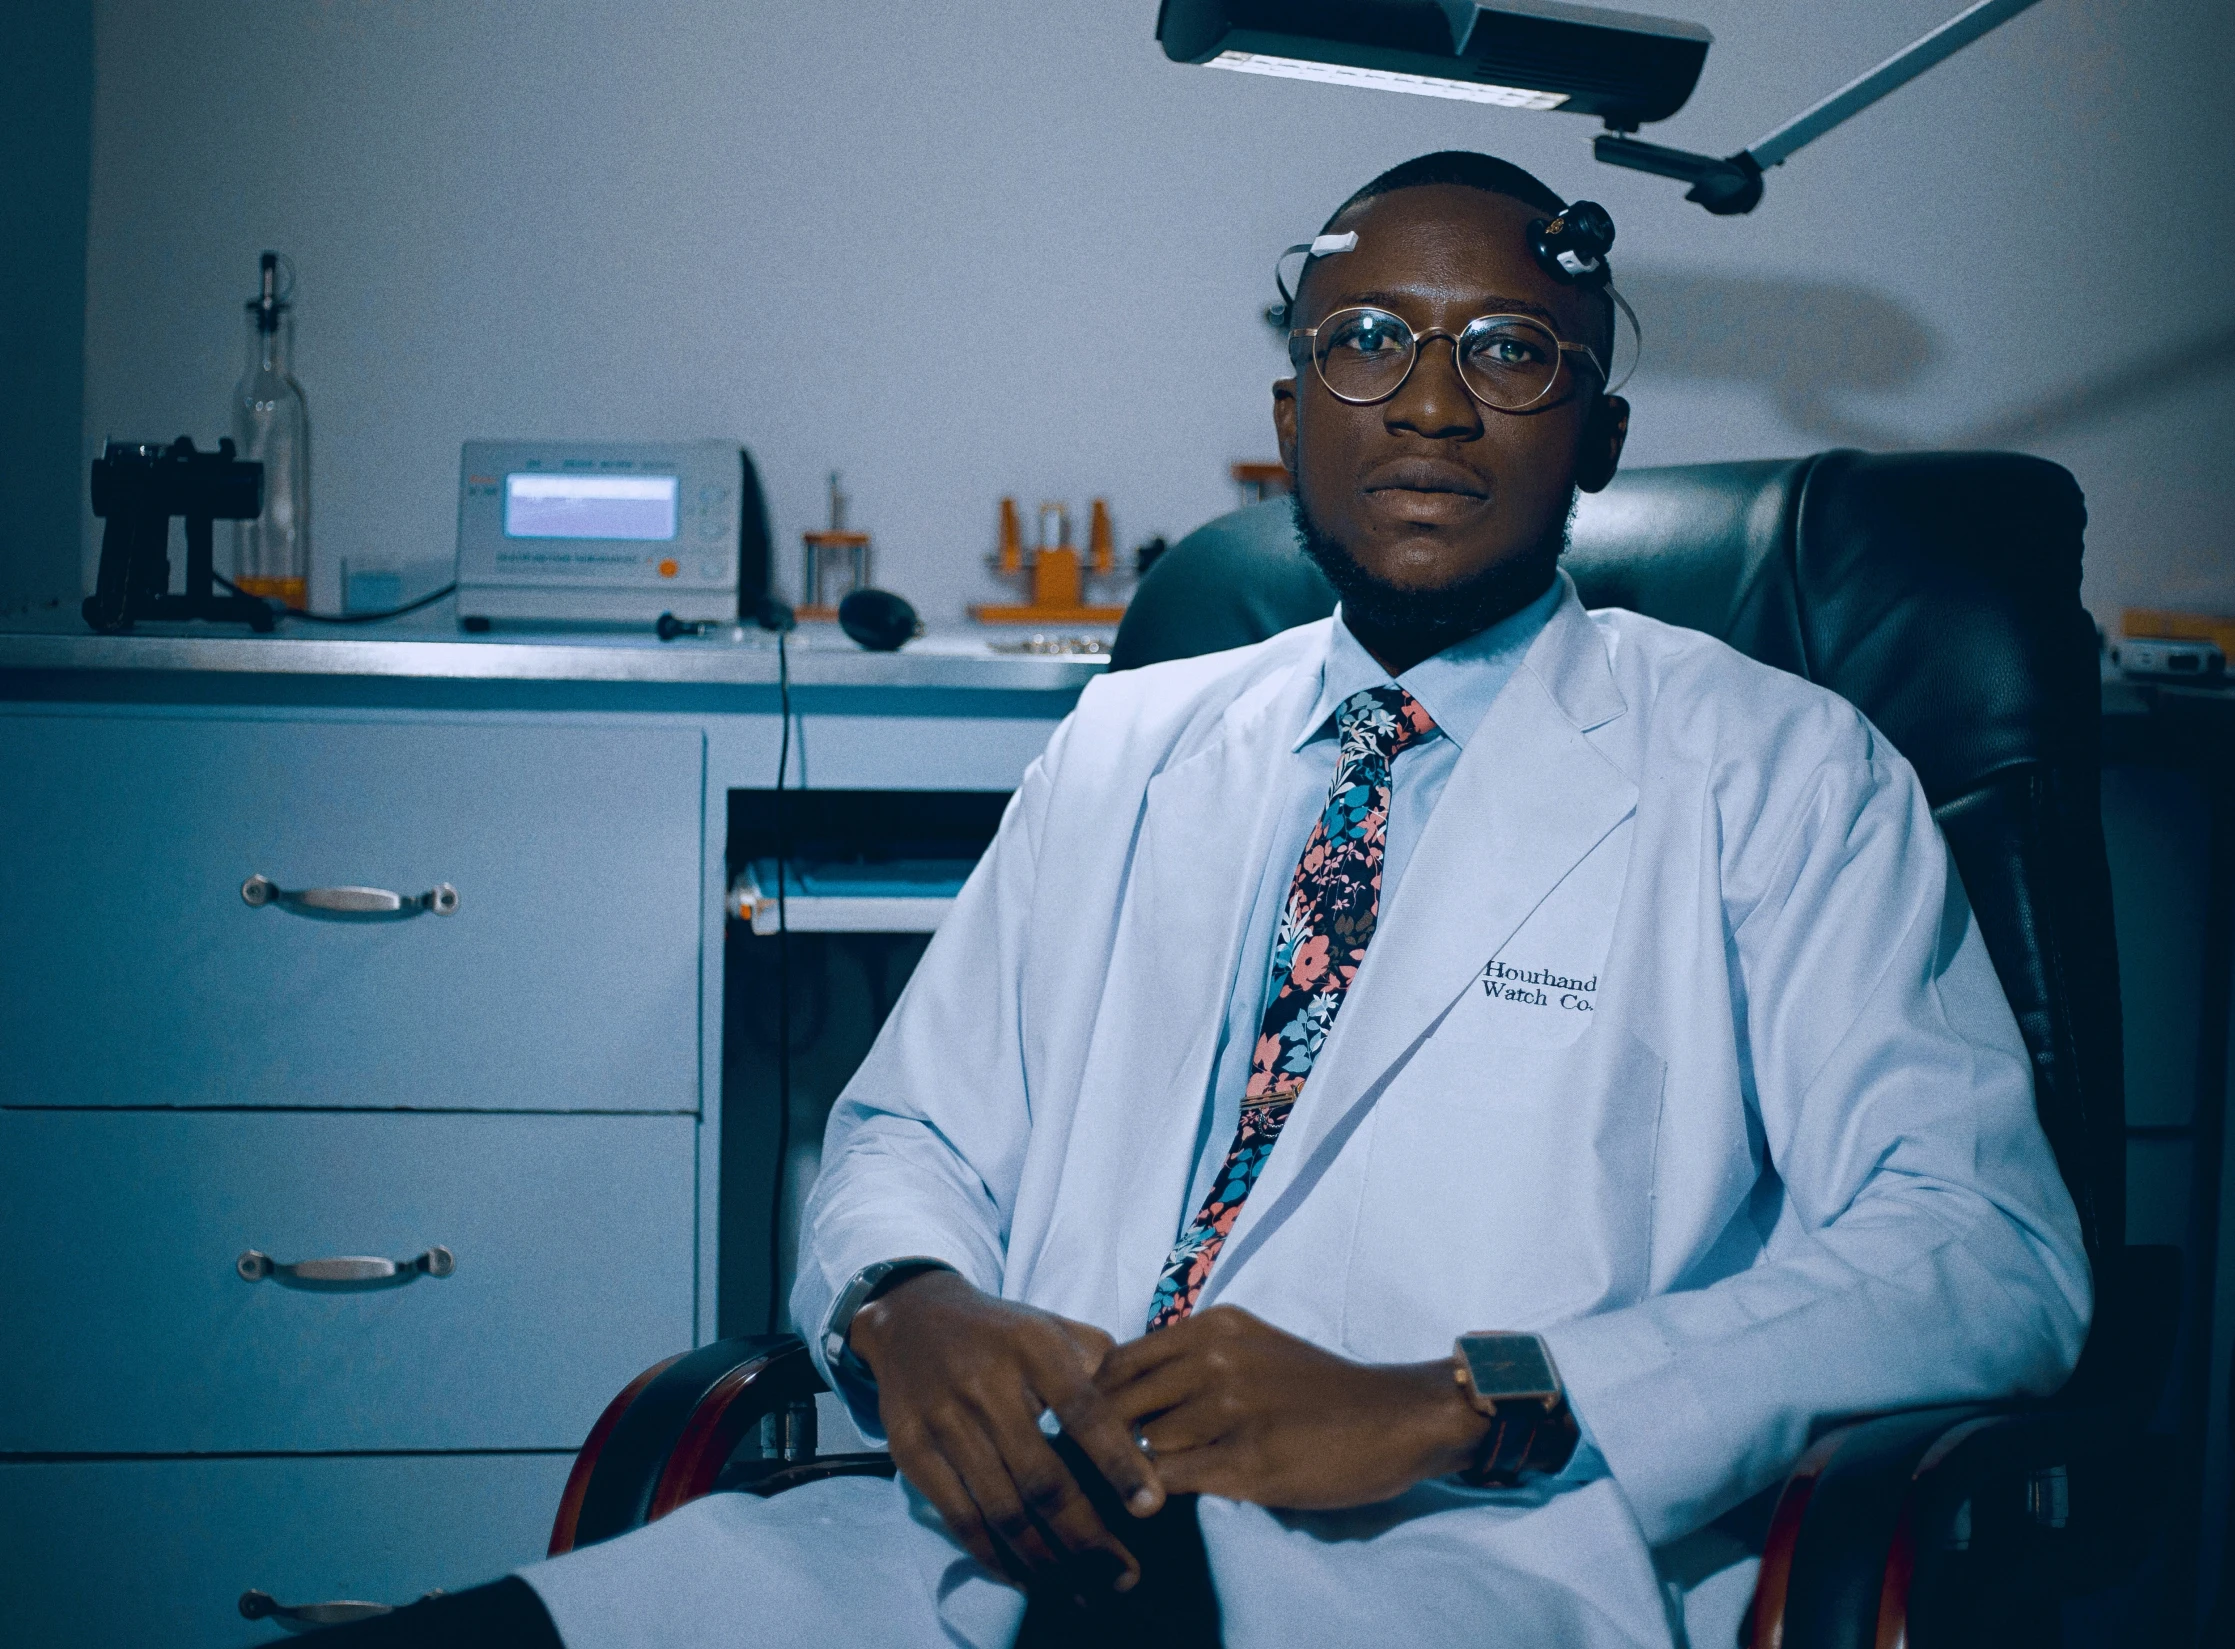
<box><xmin>1207</xmin><ymin>49</ymin><xmax>1570</xmax><ymax>109</ymax></box>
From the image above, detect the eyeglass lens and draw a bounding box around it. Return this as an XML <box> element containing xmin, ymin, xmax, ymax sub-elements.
<box><xmin>1309</xmin><ymin>308</ymin><xmax>1569</xmax><ymax>411</ymax></box>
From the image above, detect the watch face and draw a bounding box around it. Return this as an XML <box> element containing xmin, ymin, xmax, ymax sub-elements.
<box><xmin>1460</xmin><ymin>1334</ymin><xmax>1557</xmax><ymax>1400</ymax></box>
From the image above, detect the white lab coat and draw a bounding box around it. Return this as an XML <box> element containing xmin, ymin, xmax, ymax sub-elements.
<box><xmin>526</xmin><ymin>574</ymin><xmax>2090</xmax><ymax>1649</ymax></box>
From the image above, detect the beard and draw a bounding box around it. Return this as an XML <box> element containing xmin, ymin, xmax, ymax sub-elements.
<box><xmin>1292</xmin><ymin>488</ymin><xmax>1569</xmax><ymax>654</ymax></box>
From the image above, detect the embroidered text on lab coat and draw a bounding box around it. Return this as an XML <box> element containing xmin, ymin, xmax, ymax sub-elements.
<box><xmin>1481</xmin><ymin>959</ymin><xmax>1597</xmax><ymax>1012</ymax></box>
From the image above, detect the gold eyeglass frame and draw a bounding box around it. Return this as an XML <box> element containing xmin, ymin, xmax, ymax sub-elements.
<box><xmin>1288</xmin><ymin>306</ymin><xmax>1609</xmax><ymax>414</ymax></box>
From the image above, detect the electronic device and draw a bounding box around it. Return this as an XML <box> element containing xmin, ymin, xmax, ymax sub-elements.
<box><xmin>455</xmin><ymin>440</ymin><xmax>770</xmax><ymax>629</ymax></box>
<box><xmin>83</xmin><ymin>438</ymin><xmax>274</xmax><ymax>634</ymax></box>
<box><xmin>1159</xmin><ymin>0</ymin><xmax>2052</xmax><ymax>215</ymax></box>
<box><xmin>2118</xmin><ymin>638</ymin><xmax>2226</xmax><ymax>683</ymax></box>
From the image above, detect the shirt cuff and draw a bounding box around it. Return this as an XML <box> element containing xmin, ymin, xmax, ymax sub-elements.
<box><xmin>1554</xmin><ymin>1397</ymin><xmax>1610</xmax><ymax>1483</ymax></box>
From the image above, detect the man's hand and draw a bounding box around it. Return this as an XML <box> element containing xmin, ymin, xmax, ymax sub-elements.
<box><xmin>1095</xmin><ymin>1305</ymin><xmax>1496</xmax><ymax>1510</ymax></box>
<box><xmin>847</xmin><ymin>1270</ymin><xmax>1166</xmax><ymax>1590</ymax></box>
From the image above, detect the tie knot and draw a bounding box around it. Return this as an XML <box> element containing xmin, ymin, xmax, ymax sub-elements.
<box><xmin>1335</xmin><ymin>685</ymin><xmax>1439</xmax><ymax>765</ymax></box>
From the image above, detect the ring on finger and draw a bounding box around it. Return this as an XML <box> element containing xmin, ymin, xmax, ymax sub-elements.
<box><xmin>1133</xmin><ymin>1429</ymin><xmax>1157</xmax><ymax>1461</ymax></box>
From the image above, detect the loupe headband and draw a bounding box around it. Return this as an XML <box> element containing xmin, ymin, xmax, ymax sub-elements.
<box><xmin>1271</xmin><ymin>209</ymin><xmax>1640</xmax><ymax>392</ymax></box>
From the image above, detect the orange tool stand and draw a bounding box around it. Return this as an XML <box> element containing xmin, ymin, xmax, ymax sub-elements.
<box><xmin>970</xmin><ymin>498</ymin><xmax>1129</xmax><ymax>625</ymax></box>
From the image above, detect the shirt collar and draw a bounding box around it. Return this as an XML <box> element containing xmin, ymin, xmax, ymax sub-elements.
<box><xmin>1291</xmin><ymin>575</ymin><xmax>1563</xmax><ymax>754</ymax></box>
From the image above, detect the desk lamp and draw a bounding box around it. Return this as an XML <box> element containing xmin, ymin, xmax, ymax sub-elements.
<box><xmin>1158</xmin><ymin>0</ymin><xmax>2049</xmax><ymax>214</ymax></box>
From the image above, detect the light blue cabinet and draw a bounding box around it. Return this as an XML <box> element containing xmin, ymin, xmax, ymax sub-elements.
<box><xmin>0</xmin><ymin>714</ymin><xmax>703</xmax><ymax>1113</ymax></box>
<box><xmin>0</xmin><ymin>1452</ymin><xmax>576</xmax><ymax>1648</ymax></box>
<box><xmin>0</xmin><ymin>630</ymin><xmax>1087</xmax><ymax>1640</ymax></box>
<box><xmin>1</xmin><ymin>1110</ymin><xmax>695</xmax><ymax>1453</ymax></box>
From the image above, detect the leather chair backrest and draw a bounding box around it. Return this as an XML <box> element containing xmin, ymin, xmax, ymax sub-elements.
<box><xmin>1111</xmin><ymin>450</ymin><xmax>2124</xmax><ymax>1269</ymax></box>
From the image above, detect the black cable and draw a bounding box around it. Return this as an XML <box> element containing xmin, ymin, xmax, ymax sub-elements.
<box><xmin>212</xmin><ymin>569</ymin><xmax>458</xmax><ymax>623</ymax></box>
<box><xmin>768</xmin><ymin>624</ymin><xmax>793</xmax><ymax>1334</ymax></box>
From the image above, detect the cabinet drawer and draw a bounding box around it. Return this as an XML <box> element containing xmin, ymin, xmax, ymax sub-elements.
<box><xmin>0</xmin><ymin>1110</ymin><xmax>695</xmax><ymax>1452</ymax></box>
<box><xmin>0</xmin><ymin>1452</ymin><xmax>574</xmax><ymax>1649</ymax></box>
<box><xmin>0</xmin><ymin>713</ymin><xmax>702</xmax><ymax>1111</ymax></box>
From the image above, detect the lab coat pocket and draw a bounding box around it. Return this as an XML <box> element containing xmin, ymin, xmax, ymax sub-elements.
<box><xmin>1456</xmin><ymin>813</ymin><xmax>1632</xmax><ymax>1053</ymax></box>
<box><xmin>1339</xmin><ymin>994</ymin><xmax>1666</xmax><ymax>1364</ymax></box>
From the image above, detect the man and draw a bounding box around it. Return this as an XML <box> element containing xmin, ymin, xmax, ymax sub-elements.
<box><xmin>511</xmin><ymin>151</ymin><xmax>2090</xmax><ymax>1648</ymax></box>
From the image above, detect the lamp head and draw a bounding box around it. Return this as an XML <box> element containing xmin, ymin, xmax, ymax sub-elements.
<box><xmin>1158</xmin><ymin>0</ymin><xmax>1710</xmax><ymax>130</ymax></box>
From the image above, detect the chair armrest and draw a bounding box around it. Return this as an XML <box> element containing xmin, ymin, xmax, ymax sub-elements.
<box><xmin>1746</xmin><ymin>1404</ymin><xmax>2171</xmax><ymax>1648</ymax></box>
<box><xmin>549</xmin><ymin>1334</ymin><xmax>835</xmax><ymax>1555</ymax></box>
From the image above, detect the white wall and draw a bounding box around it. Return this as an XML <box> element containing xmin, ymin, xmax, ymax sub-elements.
<box><xmin>82</xmin><ymin>0</ymin><xmax>2233</xmax><ymax>626</ymax></box>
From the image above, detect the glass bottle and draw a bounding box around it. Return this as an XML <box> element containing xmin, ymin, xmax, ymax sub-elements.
<box><xmin>231</xmin><ymin>252</ymin><xmax>310</xmax><ymax>608</ymax></box>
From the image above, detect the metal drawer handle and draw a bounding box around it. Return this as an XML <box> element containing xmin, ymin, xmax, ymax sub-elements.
<box><xmin>241</xmin><ymin>874</ymin><xmax>460</xmax><ymax>916</ymax></box>
<box><xmin>239</xmin><ymin>1589</ymin><xmax>394</xmax><ymax>1631</ymax></box>
<box><xmin>236</xmin><ymin>1245</ymin><xmax>455</xmax><ymax>1285</ymax></box>
<box><xmin>240</xmin><ymin>1588</ymin><xmax>441</xmax><ymax>1632</ymax></box>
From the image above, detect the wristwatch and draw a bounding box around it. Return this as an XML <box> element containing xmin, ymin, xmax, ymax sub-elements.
<box><xmin>822</xmin><ymin>1256</ymin><xmax>957</xmax><ymax>1375</ymax></box>
<box><xmin>1451</xmin><ymin>1331</ymin><xmax>1578</xmax><ymax>1485</ymax></box>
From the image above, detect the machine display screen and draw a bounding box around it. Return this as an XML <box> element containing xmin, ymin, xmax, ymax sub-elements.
<box><xmin>504</xmin><ymin>473</ymin><xmax>678</xmax><ymax>540</ymax></box>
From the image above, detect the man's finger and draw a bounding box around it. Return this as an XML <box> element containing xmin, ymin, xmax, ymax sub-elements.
<box><xmin>1055</xmin><ymin>1316</ymin><xmax>1118</xmax><ymax>1367</ymax></box>
<box><xmin>983</xmin><ymin>1393</ymin><xmax>1141</xmax><ymax>1577</ymax></box>
<box><xmin>994</xmin><ymin>1421</ymin><xmax>1144</xmax><ymax>1592</ymax></box>
<box><xmin>1135</xmin><ymin>1439</ymin><xmax>1246</xmax><ymax>1502</ymax></box>
<box><xmin>1044</xmin><ymin>1379</ymin><xmax>1167</xmax><ymax>1518</ymax></box>
<box><xmin>1135</xmin><ymin>1391</ymin><xmax>1238</xmax><ymax>1459</ymax></box>
<box><xmin>894</xmin><ymin>1438</ymin><xmax>1016</xmax><ymax>1584</ymax></box>
<box><xmin>1036</xmin><ymin>1344</ymin><xmax>1166</xmax><ymax>1515</ymax></box>
<box><xmin>1093</xmin><ymin>1322</ymin><xmax>1198</xmax><ymax>1392</ymax></box>
<box><xmin>1097</xmin><ymin>1353</ymin><xmax>1211</xmax><ymax>1434</ymax></box>
<box><xmin>933</xmin><ymin>1414</ymin><xmax>1064</xmax><ymax>1577</ymax></box>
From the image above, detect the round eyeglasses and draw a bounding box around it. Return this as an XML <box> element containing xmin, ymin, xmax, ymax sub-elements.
<box><xmin>1288</xmin><ymin>306</ymin><xmax>1608</xmax><ymax>413</ymax></box>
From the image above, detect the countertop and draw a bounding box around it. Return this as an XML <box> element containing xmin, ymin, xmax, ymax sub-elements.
<box><xmin>9</xmin><ymin>611</ymin><xmax>2228</xmax><ymax>711</ymax></box>
<box><xmin>0</xmin><ymin>608</ymin><xmax>1112</xmax><ymax>692</ymax></box>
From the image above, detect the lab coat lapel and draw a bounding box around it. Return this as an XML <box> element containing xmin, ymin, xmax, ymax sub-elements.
<box><xmin>1199</xmin><ymin>581</ymin><xmax>1637</xmax><ymax>1301</ymax></box>
<box><xmin>1130</xmin><ymin>689</ymin><xmax>1300</xmax><ymax>1089</ymax></box>
<box><xmin>1082</xmin><ymin>644</ymin><xmax>1328</xmax><ymax>1307</ymax></box>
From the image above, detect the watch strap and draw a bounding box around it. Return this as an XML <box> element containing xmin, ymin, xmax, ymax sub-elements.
<box><xmin>821</xmin><ymin>1256</ymin><xmax>957</xmax><ymax>1373</ymax></box>
<box><xmin>1466</xmin><ymin>1409</ymin><xmax>1545</xmax><ymax>1486</ymax></box>
<box><xmin>1462</xmin><ymin>1398</ymin><xmax>1579</xmax><ymax>1485</ymax></box>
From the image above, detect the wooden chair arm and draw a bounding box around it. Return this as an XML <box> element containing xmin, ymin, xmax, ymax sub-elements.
<box><xmin>549</xmin><ymin>1334</ymin><xmax>859</xmax><ymax>1555</ymax></box>
<box><xmin>1745</xmin><ymin>1403</ymin><xmax>2170</xmax><ymax>1648</ymax></box>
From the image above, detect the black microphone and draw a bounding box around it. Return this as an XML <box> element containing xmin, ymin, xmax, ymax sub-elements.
<box><xmin>837</xmin><ymin>587</ymin><xmax>920</xmax><ymax>652</ymax></box>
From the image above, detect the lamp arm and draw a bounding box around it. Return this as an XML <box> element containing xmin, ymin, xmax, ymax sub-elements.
<box><xmin>1592</xmin><ymin>135</ymin><xmax>1763</xmax><ymax>216</ymax></box>
<box><xmin>1744</xmin><ymin>0</ymin><xmax>2047</xmax><ymax>170</ymax></box>
<box><xmin>1592</xmin><ymin>0</ymin><xmax>2048</xmax><ymax>214</ymax></box>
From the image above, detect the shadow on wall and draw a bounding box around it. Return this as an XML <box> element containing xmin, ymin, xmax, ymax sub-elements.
<box><xmin>1615</xmin><ymin>269</ymin><xmax>1941</xmax><ymax>448</ymax></box>
<box><xmin>1617</xmin><ymin>268</ymin><xmax>2235</xmax><ymax>450</ymax></box>
<box><xmin>1966</xmin><ymin>317</ymin><xmax>2235</xmax><ymax>449</ymax></box>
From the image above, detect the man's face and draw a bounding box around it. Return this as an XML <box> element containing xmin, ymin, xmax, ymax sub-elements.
<box><xmin>1273</xmin><ymin>185</ymin><xmax>1629</xmax><ymax>602</ymax></box>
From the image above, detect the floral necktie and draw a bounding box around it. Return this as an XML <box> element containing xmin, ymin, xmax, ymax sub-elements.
<box><xmin>1145</xmin><ymin>684</ymin><xmax>1440</xmax><ymax>1330</ymax></box>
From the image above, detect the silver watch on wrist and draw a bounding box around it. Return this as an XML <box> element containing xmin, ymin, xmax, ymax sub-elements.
<box><xmin>821</xmin><ymin>1256</ymin><xmax>957</xmax><ymax>1371</ymax></box>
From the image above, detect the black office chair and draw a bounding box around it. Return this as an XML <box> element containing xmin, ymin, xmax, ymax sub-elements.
<box><xmin>551</xmin><ymin>452</ymin><xmax>2178</xmax><ymax>1646</ymax></box>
